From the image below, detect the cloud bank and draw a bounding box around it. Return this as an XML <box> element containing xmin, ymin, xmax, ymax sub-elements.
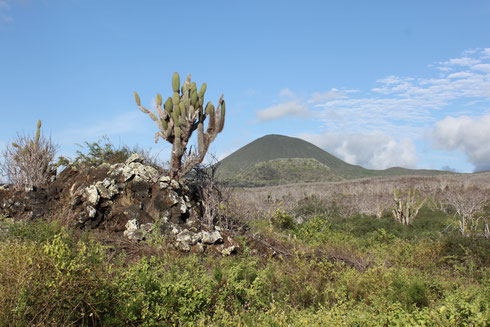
<box><xmin>299</xmin><ymin>132</ymin><xmax>417</xmax><ymax>170</ymax></box>
<box><xmin>256</xmin><ymin>89</ymin><xmax>309</xmax><ymax>121</ymax></box>
<box><xmin>432</xmin><ymin>114</ymin><xmax>490</xmax><ymax>172</ymax></box>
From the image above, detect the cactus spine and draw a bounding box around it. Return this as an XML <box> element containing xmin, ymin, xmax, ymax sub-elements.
<box><xmin>134</xmin><ymin>72</ymin><xmax>225</xmax><ymax>179</ymax></box>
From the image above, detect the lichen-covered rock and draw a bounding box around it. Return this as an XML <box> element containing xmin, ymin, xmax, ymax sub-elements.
<box><xmin>0</xmin><ymin>154</ymin><xmax>239</xmax><ymax>255</ymax></box>
<box><xmin>84</xmin><ymin>185</ymin><xmax>99</xmax><ymax>206</ymax></box>
<box><xmin>201</xmin><ymin>230</ymin><xmax>223</xmax><ymax>244</ymax></box>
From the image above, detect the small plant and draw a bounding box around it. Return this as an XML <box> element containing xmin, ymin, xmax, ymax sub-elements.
<box><xmin>392</xmin><ymin>189</ymin><xmax>427</xmax><ymax>225</ymax></box>
<box><xmin>0</xmin><ymin>120</ymin><xmax>58</xmax><ymax>190</ymax></box>
<box><xmin>270</xmin><ymin>202</ymin><xmax>296</xmax><ymax>230</ymax></box>
<box><xmin>71</xmin><ymin>136</ymin><xmax>165</xmax><ymax>169</ymax></box>
<box><xmin>134</xmin><ymin>73</ymin><xmax>225</xmax><ymax>180</ymax></box>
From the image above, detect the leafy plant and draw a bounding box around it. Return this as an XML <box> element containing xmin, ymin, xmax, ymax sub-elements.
<box><xmin>72</xmin><ymin>136</ymin><xmax>165</xmax><ymax>169</ymax></box>
<box><xmin>270</xmin><ymin>202</ymin><xmax>296</xmax><ymax>230</ymax></box>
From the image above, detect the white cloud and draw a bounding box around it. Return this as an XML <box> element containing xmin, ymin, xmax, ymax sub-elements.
<box><xmin>0</xmin><ymin>0</ymin><xmax>10</xmax><ymax>9</ymax></box>
<box><xmin>256</xmin><ymin>89</ymin><xmax>309</xmax><ymax>121</ymax></box>
<box><xmin>442</xmin><ymin>57</ymin><xmax>481</xmax><ymax>66</ymax></box>
<box><xmin>432</xmin><ymin>114</ymin><xmax>490</xmax><ymax>172</ymax></box>
<box><xmin>257</xmin><ymin>101</ymin><xmax>309</xmax><ymax>121</ymax></box>
<box><xmin>312</xmin><ymin>48</ymin><xmax>490</xmax><ymax>138</ymax></box>
<box><xmin>1</xmin><ymin>0</ymin><xmax>32</xmax><ymax>24</ymax></box>
<box><xmin>299</xmin><ymin>132</ymin><xmax>417</xmax><ymax>170</ymax></box>
<box><xmin>309</xmin><ymin>88</ymin><xmax>357</xmax><ymax>104</ymax></box>
<box><xmin>1</xmin><ymin>14</ymin><xmax>13</xmax><ymax>23</ymax></box>
<box><xmin>447</xmin><ymin>72</ymin><xmax>473</xmax><ymax>79</ymax></box>
<box><xmin>258</xmin><ymin>49</ymin><xmax>490</xmax><ymax>136</ymax></box>
<box><xmin>471</xmin><ymin>63</ymin><xmax>490</xmax><ymax>73</ymax></box>
<box><xmin>481</xmin><ymin>48</ymin><xmax>490</xmax><ymax>59</ymax></box>
<box><xmin>437</xmin><ymin>66</ymin><xmax>452</xmax><ymax>72</ymax></box>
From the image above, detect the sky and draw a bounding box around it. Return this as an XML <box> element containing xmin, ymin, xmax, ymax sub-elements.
<box><xmin>1</xmin><ymin>0</ymin><xmax>490</xmax><ymax>182</ymax></box>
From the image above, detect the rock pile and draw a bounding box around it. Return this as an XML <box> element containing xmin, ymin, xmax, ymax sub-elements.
<box><xmin>0</xmin><ymin>154</ymin><xmax>238</xmax><ymax>255</ymax></box>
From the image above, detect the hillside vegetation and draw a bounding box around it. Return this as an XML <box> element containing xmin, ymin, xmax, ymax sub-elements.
<box><xmin>217</xmin><ymin>134</ymin><xmax>450</xmax><ymax>185</ymax></box>
<box><xmin>226</xmin><ymin>158</ymin><xmax>343</xmax><ymax>186</ymax></box>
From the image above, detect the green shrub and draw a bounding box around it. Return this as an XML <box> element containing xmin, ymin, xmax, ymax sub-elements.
<box><xmin>72</xmin><ymin>136</ymin><xmax>164</xmax><ymax>169</ymax></box>
<box><xmin>270</xmin><ymin>204</ymin><xmax>296</xmax><ymax>230</ymax></box>
<box><xmin>294</xmin><ymin>195</ymin><xmax>332</xmax><ymax>217</ymax></box>
<box><xmin>2</xmin><ymin>219</ymin><xmax>63</xmax><ymax>243</ymax></box>
<box><xmin>0</xmin><ymin>226</ymin><xmax>116</xmax><ymax>326</ymax></box>
<box><xmin>391</xmin><ymin>274</ymin><xmax>429</xmax><ymax>309</ymax></box>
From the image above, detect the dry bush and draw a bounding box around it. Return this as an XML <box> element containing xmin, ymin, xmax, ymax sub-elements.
<box><xmin>441</xmin><ymin>185</ymin><xmax>489</xmax><ymax>236</ymax></box>
<box><xmin>0</xmin><ymin>121</ymin><xmax>58</xmax><ymax>190</ymax></box>
<box><xmin>233</xmin><ymin>173</ymin><xmax>490</xmax><ymax>226</ymax></box>
<box><xmin>192</xmin><ymin>158</ymin><xmax>240</xmax><ymax>230</ymax></box>
<box><xmin>391</xmin><ymin>189</ymin><xmax>427</xmax><ymax>225</ymax></box>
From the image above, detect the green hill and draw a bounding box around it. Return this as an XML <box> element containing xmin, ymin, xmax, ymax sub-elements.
<box><xmin>217</xmin><ymin>134</ymin><xmax>448</xmax><ymax>185</ymax></box>
<box><xmin>226</xmin><ymin>158</ymin><xmax>343</xmax><ymax>187</ymax></box>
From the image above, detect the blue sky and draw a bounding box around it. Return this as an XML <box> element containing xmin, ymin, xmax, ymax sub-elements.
<box><xmin>1</xmin><ymin>0</ymin><xmax>489</xmax><ymax>181</ymax></box>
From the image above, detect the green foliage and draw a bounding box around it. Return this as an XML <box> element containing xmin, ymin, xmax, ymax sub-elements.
<box><xmin>0</xmin><ymin>223</ymin><xmax>115</xmax><ymax>325</ymax></box>
<box><xmin>229</xmin><ymin>158</ymin><xmax>342</xmax><ymax>186</ymax></box>
<box><xmin>270</xmin><ymin>203</ymin><xmax>296</xmax><ymax>230</ymax></box>
<box><xmin>0</xmin><ymin>209</ymin><xmax>488</xmax><ymax>326</ymax></box>
<box><xmin>71</xmin><ymin>136</ymin><xmax>164</xmax><ymax>169</ymax></box>
<box><xmin>113</xmin><ymin>256</ymin><xmax>213</xmax><ymax>325</ymax></box>
<box><xmin>391</xmin><ymin>273</ymin><xmax>429</xmax><ymax>309</ymax></box>
<box><xmin>74</xmin><ymin>136</ymin><xmax>131</xmax><ymax>166</ymax></box>
<box><xmin>1</xmin><ymin>218</ymin><xmax>63</xmax><ymax>243</ymax></box>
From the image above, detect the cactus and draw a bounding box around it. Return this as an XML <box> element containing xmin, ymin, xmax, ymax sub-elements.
<box><xmin>134</xmin><ymin>72</ymin><xmax>225</xmax><ymax>179</ymax></box>
<box><xmin>392</xmin><ymin>189</ymin><xmax>427</xmax><ymax>225</ymax></box>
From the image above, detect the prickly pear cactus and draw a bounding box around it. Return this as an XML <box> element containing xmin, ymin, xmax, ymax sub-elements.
<box><xmin>134</xmin><ymin>73</ymin><xmax>225</xmax><ymax>179</ymax></box>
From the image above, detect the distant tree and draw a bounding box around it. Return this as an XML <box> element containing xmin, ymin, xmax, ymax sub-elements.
<box><xmin>392</xmin><ymin>189</ymin><xmax>427</xmax><ymax>225</ymax></box>
<box><xmin>444</xmin><ymin>186</ymin><xmax>488</xmax><ymax>236</ymax></box>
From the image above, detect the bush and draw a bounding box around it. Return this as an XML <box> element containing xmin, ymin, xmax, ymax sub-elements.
<box><xmin>270</xmin><ymin>204</ymin><xmax>296</xmax><ymax>230</ymax></box>
<box><xmin>0</xmin><ymin>120</ymin><xmax>58</xmax><ymax>190</ymax></box>
<box><xmin>72</xmin><ymin>136</ymin><xmax>165</xmax><ymax>169</ymax></box>
<box><xmin>0</xmin><ymin>225</ymin><xmax>116</xmax><ymax>326</ymax></box>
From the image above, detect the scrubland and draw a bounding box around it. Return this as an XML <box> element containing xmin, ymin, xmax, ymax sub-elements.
<box><xmin>0</xmin><ymin>172</ymin><xmax>489</xmax><ymax>326</ymax></box>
